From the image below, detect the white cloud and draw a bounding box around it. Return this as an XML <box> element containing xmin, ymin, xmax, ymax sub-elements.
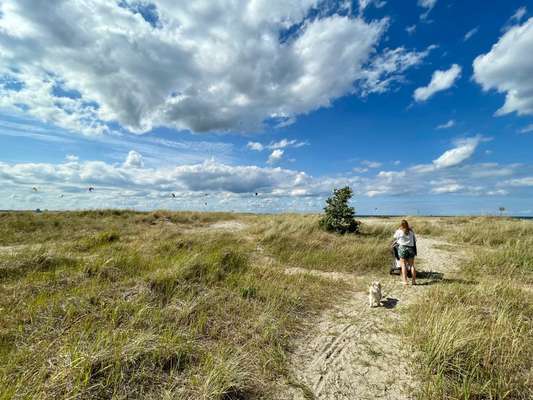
<box><xmin>123</xmin><ymin>150</ymin><xmax>144</xmax><ymax>168</ymax></box>
<box><xmin>247</xmin><ymin>142</ymin><xmax>264</xmax><ymax>151</ymax></box>
<box><xmin>358</xmin><ymin>0</ymin><xmax>386</xmax><ymax>14</ymax></box>
<box><xmin>473</xmin><ymin>18</ymin><xmax>533</xmax><ymax>117</ymax></box>
<box><xmin>267</xmin><ymin>149</ymin><xmax>284</xmax><ymax>164</ymax></box>
<box><xmin>0</xmin><ymin>155</ymin><xmax>311</xmax><ymax>195</ymax></box>
<box><xmin>511</xmin><ymin>6</ymin><xmax>527</xmax><ymax>23</ymax></box>
<box><xmin>519</xmin><ymin>124</ymin><xmax>533</xmax><ymax>133</ymax></box>
<box><xmin>0</xmin><ymin>0</ymin><xmax>425</xmax><ymax>136</ymax></box>
<box><xmin>65</xmin><ymin>154</ymin><xmax>79</xmax><ymax>162</ymax></box>
<box><xmin>406</xmin><ymin>25</ymin><xmax>416</xmax><ymax>35</ymax></box>
<box><xmin>361</xmin><ymin>160</ymin><xmax>382</xmax><ymax>168</ymax></box>
<box><xmin>248</xmin><ymin>138</ymin><xmax>308</xmax><ymax>152</ymax></box>
<box><xmin>269</xmin><ymin>138</ymin><xmax>308</xmax><ymax>150</ymax></box>
<box><xmin>436</xmin><ymin>119</ymin><xmax>455</xmax><ymax>129</ymax></box>
<box><xmin>464</xmin><ymin>27</ymin><xmax>479</xmax><ymax>41</ymax></box>
<box><xmin>414</xmin><ymin>64</ymin><xmax>462</xmax><ymax>102</ymax></box>
<box><xmin>506</xmin><ymin>177</ymin><xmax>533</xmax><ymax>186</ymax></box>
<box><xmin>431</xmin><ymin>183</ymin><xmax>463</xmax><ymax>194</ymax></box>
<box><xmin>0</xmin><ymin>143</ymin><xmax>531</xmax><ymax>211</ymax></box>
<box><xmin>487</xmin><ymin>189</ymin><xmax>508</xmax><ymax>196</ymax></box>
<box><xmin>418</xmin><ymin>0</ymin><xmax>437</xmax><ymax>9</ymax></box>
<box><xmin>360</xmin><ymin>45</ymin><xmax>434</xmax><ymax>95</ymax></box>
<box><xmin>418</xmin><ymin>0</ymin><xmax>437</xmax><ymax>19</ymax></box>
<box><xmin>353</xmin><ymin>167</ymin><xmax>369</xmax><ymax>173</ymax></box>
<box><xmin>432</xmin><ymin>136</ymin><xmax>482</xmax><ymax>169</ymax></box>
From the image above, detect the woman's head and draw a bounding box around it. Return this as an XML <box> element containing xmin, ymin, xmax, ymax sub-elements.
<box><xmin>400</xmin><ymin>219</ymin><xmax>410</xmax><ymax>234</ymax></box>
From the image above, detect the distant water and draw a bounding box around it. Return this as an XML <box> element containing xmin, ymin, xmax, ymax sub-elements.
<box><xmin>357</xmin><ymin>214</ymin><xmax>533</xmax><ymax>220</ymax></box>
<box><xmin>1</xmin><ymin>210</ymin><xmax>532</xmax><ymax>219</ymax></box>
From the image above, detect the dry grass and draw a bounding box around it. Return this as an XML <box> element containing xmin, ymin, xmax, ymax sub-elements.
<box><xmin>405</xmin><ymin>217</ymin><xmax>533</xmax><ymax>400</ymax></box>
<box><xmin>2</xmin><ymin>211</ymin><xmax>531</xmax><ymax>399</ymax></box>
<box><xmin>0</xmin><ymin>210</ymin><xmax>390</xmax><ymax>399</ymax></box>
<box><xmin>252</xmin><ymin>214</ymin><xmax>391</xmax><ymax>274</ymax></box>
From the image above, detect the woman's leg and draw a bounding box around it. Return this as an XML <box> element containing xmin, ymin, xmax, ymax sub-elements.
<box><xmin>409</xmin><ymin>257</ymin><xmax>416</xmax><ymax>285</ymax></box>
<box><xmin>400</xmin><ymin>258</ymin><xmax>408</xmax><ymax>285</ymax></box>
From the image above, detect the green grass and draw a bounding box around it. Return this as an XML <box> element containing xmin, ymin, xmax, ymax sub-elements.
<box><xmin>405</xmin><ymin>217</ymin><xmax>533</xmax><ymax>399</ymax></box>
<box><xmin>3</xmin><ymin>211</ymin><xmax>531</xmax><ymax>399</ymax></box>
<box><xmin>1</xmin><ymin>210</ymin><xmax>390</xmax><ymax>399</ymax></box>
<box><xmin>252</xmin><ymin>214</ymin><xmax>390</xmax><ymax>273</ymax></box>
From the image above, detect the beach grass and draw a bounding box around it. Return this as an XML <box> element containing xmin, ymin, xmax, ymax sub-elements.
<box><xmin>404</xmin><ymin>217</ymin><xmax>533</xmax><ymax>400</ymax></box>
<box><xmin>0</xmin><ymin>210</ymin><xmax>387</xmax><ymax>399</ymax></box>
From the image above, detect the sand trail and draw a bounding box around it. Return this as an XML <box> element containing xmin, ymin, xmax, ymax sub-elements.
<box><xmin>280</xmin><ymin>236</ymin><xmax>464</xmax><ymax>400</ymax></box>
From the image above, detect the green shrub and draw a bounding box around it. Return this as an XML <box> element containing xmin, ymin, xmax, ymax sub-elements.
<box><xmin>319</xmin><ymin>186</ymin><xmax>360</xmax><ymax>234</ymax></box>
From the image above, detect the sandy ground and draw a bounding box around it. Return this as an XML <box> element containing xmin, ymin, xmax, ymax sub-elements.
<box><xmin>278</xmin><ymin>236</ymin><xmax>465</xmax><ymax>400</ymax></box>
<box><xmin>0</xmin><ymin>243</ymin><xmax>42</xmax><ymax>255</ymax></box>
<box><xmin>207</xmin><ymin>220</ymin><xmax>248</xmax><ymax>231</ymax></box>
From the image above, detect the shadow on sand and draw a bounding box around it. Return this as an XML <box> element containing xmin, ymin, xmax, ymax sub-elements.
<box><xmin>415</xmin><ymin>270</ymin><xmax>478</xmax><ymax>286</ymax></box>
<box><xmin>380</xmin><ymin>297</ymin><xmax>399</xmax><ymax>309</ymax></box>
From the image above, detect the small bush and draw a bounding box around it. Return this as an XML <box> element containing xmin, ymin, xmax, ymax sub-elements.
<box><xmin>319</xmin><ymin>186</ymin><xmax>360</xmax><ymax>234</ymax></box>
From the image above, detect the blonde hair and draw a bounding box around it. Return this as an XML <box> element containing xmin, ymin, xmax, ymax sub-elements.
<box><xmin>400</xmin><ymin>219</ymin><xmax>411</xmax><ymax>234</ymax></box>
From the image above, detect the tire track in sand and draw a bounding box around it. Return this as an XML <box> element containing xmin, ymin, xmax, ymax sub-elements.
<box><xmin>279</xmin><ymin>236</ymin><xmax>465</xmax><ymax>400</ymax></box>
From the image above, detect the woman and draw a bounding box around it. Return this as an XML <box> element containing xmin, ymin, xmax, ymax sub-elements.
<box><xmin>393</xmin><ymin>220</ymin><xmax>417</xmax><ymax>286</ymax></box>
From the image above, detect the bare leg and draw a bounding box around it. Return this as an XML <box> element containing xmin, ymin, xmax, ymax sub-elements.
<box><xmin>409</xmin><ymin>257</ymin><xmax>416</xmax><ymax>285</ymax></box>
<box><xmin>400</xmin><ymin>258</ymin><xmax>408</xmax><ymax>285</ymax></box>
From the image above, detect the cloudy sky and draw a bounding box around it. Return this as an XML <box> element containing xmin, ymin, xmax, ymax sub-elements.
<box><xmin>1</xmin><ymin>0</ymin><xmax>532</xmax><ymax>215</ymax></box>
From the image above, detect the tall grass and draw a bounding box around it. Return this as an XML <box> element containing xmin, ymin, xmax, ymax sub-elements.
<box><xmin>0</xmin><ymin>211</ymin><xmax>354</xmax><ymax>399</ymax></box>
<box><xmin>253</xmin><ymin>214</ymin><xmax>391</xmax><ymax>273</ymax></box>
<box><xmin>405</xmin><ymin>217</ymin><xmax>533</xmax><ymax>399</ymax></box>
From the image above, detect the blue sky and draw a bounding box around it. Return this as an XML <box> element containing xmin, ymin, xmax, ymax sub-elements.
<box><xmin>1</xmin><ymin>0</ymin><xmax>532</xmax><ymax>215</ymax></box>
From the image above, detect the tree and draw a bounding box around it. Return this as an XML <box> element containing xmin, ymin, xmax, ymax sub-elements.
<box><xmin>498</xmin><ymin>206</ymin><xmax>506</xmax><ymax>216</ymax></box>
<box><xmin>319</xmin><ymin>186</ymin><xmax>360</xmax><ymax>234</ymax></box>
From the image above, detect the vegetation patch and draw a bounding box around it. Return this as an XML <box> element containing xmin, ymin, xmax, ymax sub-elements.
<box><xmin>0</xmin><ymin>211</ymin><xmax>348</xmax><ymax>399</ymax></box>
<box><xmin>405</xmin><ymin>217</ymin><xmax>533</xmax><ymax>399</ymax></box>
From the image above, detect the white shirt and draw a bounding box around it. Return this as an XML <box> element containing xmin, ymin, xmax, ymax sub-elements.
<box><xmin>394</xmin><ymin>229</ymin><xmax>416</xmax><ymax>246</ymax></box>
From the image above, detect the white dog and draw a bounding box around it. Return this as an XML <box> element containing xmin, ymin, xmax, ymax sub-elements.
<box><xmin>369</xmin><ymin>281</ymin><xmax>382</xmax><ymax>307</ymax></box>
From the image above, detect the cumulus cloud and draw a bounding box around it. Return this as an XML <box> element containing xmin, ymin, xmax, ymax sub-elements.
<box><xmin>247</xmin><ymin>142</ymin><xmax>264</xmax><ymax>151</ymax></box>
<box><xmin>436</xmin><ymin>119</ymin><xmax>455</xmax><ymax>129</ymax></box>
<box><xmin>0</xmin><ymin>0</ymin><xmax>427</xmax><ymax>136</ymax></box>
<box><xmin>0</xmin><ymin>142</ymin><xmax>531</xmax><ymax>212</ymax></box>
<box><xmin>414</xmin><ymin>64</ymin><xmax>462</xmax><ymax>102</ymax></box>
<box><xmin>123</xmin><ymin>150</ymin><xmax>144</xmax><ymax>168</ymax></box>
<box><xmin>65</xmin><ymin>154</ymin><xmax>79</xmax><ymax>162</ymax></box>
<box><xmin>267</xmin><ymin>149</ymin><xmax>284</xmax><ymax>164</ymax></box>
<box><xmin>473</xmin><ymin>18</ymin><xmax>533</xmax><ymax>116</ymax></box>
<box><xmin>0</xmin><ymin>155</ymin><xmax>310</xmax><ymax>195</ymax></box>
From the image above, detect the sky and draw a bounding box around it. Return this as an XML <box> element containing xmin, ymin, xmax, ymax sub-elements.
<box><xmin>0</xmin><ymin>0</ymin><xmax>532</xmax><ymax>215</ymax></box>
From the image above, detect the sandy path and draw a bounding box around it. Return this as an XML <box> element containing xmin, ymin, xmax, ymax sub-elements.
<box><xmin>280</xmin><ymin>236</ymin><xmax>464</xmax><ymax>400</ymax></box>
